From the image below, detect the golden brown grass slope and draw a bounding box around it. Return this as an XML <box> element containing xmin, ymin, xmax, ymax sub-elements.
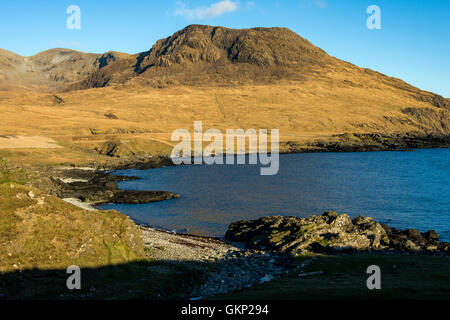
<box><xmin>0</xmin><ymin>25</ymin><xmax>449</xmax><ymax>166</ymax></box>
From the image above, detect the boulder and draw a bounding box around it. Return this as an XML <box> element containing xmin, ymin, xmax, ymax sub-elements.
<box><xmin>424</xmin><ymin>230</ymin><xmax>439</xmax><ymax>243</ymax></box>
<box><xmin>322</xmin><ymin>211</ymin><xmax>338</xmax><ymax>219</ymax></box>
<box><xmin>380</xmin><ymin>224</ymin><xmax>393</xmax><ymax>236</ymax></box>
<box><xmin>404</xmin><ymin>229</ymin><xmax>424</xmax><ymax>242</ymax></box>
<box><xmin>438</xmin><ymin>242</ymin><xmax>450</xmax><ymax>252</ymax></box>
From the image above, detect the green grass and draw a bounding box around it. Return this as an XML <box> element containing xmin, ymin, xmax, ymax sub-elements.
<box><xmin>212</xmin><ymin>253</ymin><xmax>450</xmax><ymax>300</ymax></box>
<box><xmin>0</xmin><ymin>178</ymin><xmax>214</xmax><ymax>300</ymax></box>
<box><xmin>0</xmin><ymin>156</ymin><xmax>214</xmax><ymax>300</ymax></box>
<box><xmin>0</xmin><ymin>157</ymin><xmax>33</xmax><ymax>185</ymax></box>
<box><xmin>0</xmin><ymin>182</ymin><xmax>147</xmax><ymax>272</ymax></box>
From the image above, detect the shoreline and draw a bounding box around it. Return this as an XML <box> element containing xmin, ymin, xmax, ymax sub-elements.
<box><xmin>282</xmin><ymin>132</ymin><xmax>450</xmax><ymax>154</ymax></box>
<box><xmin>28</xmin><ymin>132</ymin><xmax>449</xmax><ymax>172</ymax></box>
<box><xmin>42</xmin><ymin>144</ymin><xmax>450</xmax><ymax>241</ymax></box>
<box><xmin>43</xmin><ymin>147</ymin><xmax>450</xmax><ymax>254</ymax></box>
<box><xmin>3</xmin><ymin>147</ymin><xmax>449</xmax><ymax>299</ymax></box>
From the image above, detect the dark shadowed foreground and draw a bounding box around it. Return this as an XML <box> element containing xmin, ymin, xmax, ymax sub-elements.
<box><xmin>2</xmin><ymin>253</ymin><xmax>449</xmax><ymax>300</ymax></box>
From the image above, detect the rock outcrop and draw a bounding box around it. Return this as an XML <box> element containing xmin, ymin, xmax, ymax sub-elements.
<box><xmin>285</xmin><ymin>132</ymin><xmax>450</xmax><ymax>153</ymax></box>
<box><xmin>0</xmin><ymin>48</ymin><xmax>129</xmax><ymax>90</ymax></box>
<box><xmin>113</xmin><ymin>190</ymin><xmax>179</xmax><ymax>204</ymax></box>
<box><xmin>51</xmin><ymin>161</ymin><xmax>179</xmax><ymax>205</ymax></box>
<box><xmin>225</xmin><ymin>212</ymin><xmax>449</xmax><ymax>254</ymax></box>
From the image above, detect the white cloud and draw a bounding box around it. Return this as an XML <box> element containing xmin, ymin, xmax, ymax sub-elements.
<box><xmin>175</xmin><ymin>0</ymin><xmax>239</xmax><ymax>21</ymax></box>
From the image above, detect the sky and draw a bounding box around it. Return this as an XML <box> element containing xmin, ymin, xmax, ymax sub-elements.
<box><xmin>0</xmin><ymin>0</ymin><xmax>449</xmax><ymax>97</ymax></box>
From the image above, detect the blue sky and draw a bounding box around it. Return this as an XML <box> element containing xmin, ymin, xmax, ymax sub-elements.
<box><xmin>0</xmin><ymin>0</ymin><xmax>449</xmax><ymax>97</ymax></box>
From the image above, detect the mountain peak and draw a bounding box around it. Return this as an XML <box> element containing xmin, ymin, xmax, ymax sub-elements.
<box><xmin>0</xmin><ymin>25</ymin><xmax>448</xmax><ymax>109</ymax></box>
<box><xmin>147</xmin><ymin>24</ymin><xmax>328</xmax><ymax>67</ymax></box>
<box><xmin>116</xmin><ymin>24</ymin><xmax>332</xmax><ymax>89</ymax></box>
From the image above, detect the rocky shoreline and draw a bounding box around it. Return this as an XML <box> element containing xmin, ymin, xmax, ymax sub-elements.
<box><xmin>138</xmin><ymin>225</ymin><xmax>292</xmax><ymax>299</ymax></box>
<box><xmin>39</xmin><ymin>150</ymin><xmax>450</xmax><ymax>256</ymax></box>
<box><xmin>33</xmin><ymin>132</ymin><xmax>450</xmax><ymax>209</ymax></box>
<box><xmin>283</xmin><ymin>132</ymin><xmax>450</xmax><ymax>153</ymax></box>
<box><xmin>37</xmin><ymin>155</ymin><xmax>180</xmax><ymax>207</ymax></box>
<box><xmin>225</xmin><ymin>212</ymin><xmax>450</xmax><ymax>255</ymax></box>
<box><xmin>19</xmin><ymin>153</ymin><xmax>450</xmax><ymax>299</ymax></box>
<box><xmin>137</xmin><ymin>211</ymin><xmax>450</xmax><ymax>299</ymax></box>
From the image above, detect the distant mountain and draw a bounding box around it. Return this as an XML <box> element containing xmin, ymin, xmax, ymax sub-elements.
<box><xmin>0</xmin><ymin>48</ymin><xmax>129</xmax><ymax>90</ymax></box>
<box><xmin>0</xmin><ymin>25</ymin><xmax>448</xmax><ymax>110</ymax></box>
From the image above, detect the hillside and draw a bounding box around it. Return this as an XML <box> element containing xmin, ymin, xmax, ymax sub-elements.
<box><xmin>1</xmin><ymin>25</ymin><xmax>450</xmax><ymax>301</ymax></box>
<box><xmin>0</xmin><ymin>25</ymin><xmax>449</xmax><ymax>166</ymax></box>
<box><xmin>0</xmin><ymin>158</ymin><xmax>145</xmax><ymax>274</ymax></box>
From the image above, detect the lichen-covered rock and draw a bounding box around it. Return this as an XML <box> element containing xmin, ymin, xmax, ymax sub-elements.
<box><xmin>225</xmin><ymin>212</ymin><xmax>447</xmax><ymax>254</ymax></box>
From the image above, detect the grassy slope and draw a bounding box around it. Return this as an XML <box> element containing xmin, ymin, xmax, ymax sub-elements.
<box><xmin>0</xmin><ymin>158</ymin><xmax>213</xmax><ymax>299</ymax></box>
<box><xmin>1</xmin><ymin>81</ymin><xmax>448</xmax><ymax>167</ymax></box>
<box><xmin>212</xmin><ymin>253</ymin><xmax>450</xmax><ymax>300</ymax></box>
<box><xmin>0</xmin><ymin>183</ymin><xmax>145</xmax><ymax>271</ymax></box>
<box><xmin>0</xmin><ymin>179</ymin><xmax>212</xmax><ymax>300</ymax></box>
<box><xmin>2</xmin><ymin>82</ymin><xmax>447</xmax><ymax>139</ymax></box>
<box><xmin>0</xmin><ymin>157</ymin><xmax>146</xmax><ymax>273</ymax></box>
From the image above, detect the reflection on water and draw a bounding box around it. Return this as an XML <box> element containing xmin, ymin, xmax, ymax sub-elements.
<box><xmin>100</xmin><ymin>149</ymin><xmax>450</xmax><ymax>241</ymax></box>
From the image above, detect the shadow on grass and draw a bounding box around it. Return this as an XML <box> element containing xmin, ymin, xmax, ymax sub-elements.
<box><xmin>0</xmin><ymin>259</ymin><xmax>216</xmax><ymax>300</ymax></box>
<box><xmin>211</xmin><ymin>253</ymin><xmax>450</xmax><ymax>300</ymax></box>
<box><xmin>2</xmin><ymin>253</ymin><xmax>450</xmax><ymax>300</ymax></box>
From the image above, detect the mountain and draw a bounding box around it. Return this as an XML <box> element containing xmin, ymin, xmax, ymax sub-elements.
<box><xmin>69</xmin><ymin>24</ymin><xmax>332</xmax><ymax>90</ymax></box>
<box><xmin>0</xmin><ymin>25</ymin><xmax>449</xmax><ymax>163</ymax></box>
<box><xmin>68</xmin><ymin>25</ymin><xmax>449</xmax><ymax>110</ymax></box>
<box><xmin>0</xmin><ymin>48</ymin><xmax>129</xmax><ymax>90</ymax></box>
<box><xmin>1</xmin><ymin>25</ymin><xmax>448</xmax><ymax>108</ymax></box>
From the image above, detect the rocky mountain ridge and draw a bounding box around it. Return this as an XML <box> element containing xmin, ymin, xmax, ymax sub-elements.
<box><xmin>0</xmin><ymin>48</ymin><xmax>129</xmax><ymax>90</ymax></box>
<box><xmin>1</xmin><ymin>25</ymin><xmax>448</xmax><ymax>110</ymax></box>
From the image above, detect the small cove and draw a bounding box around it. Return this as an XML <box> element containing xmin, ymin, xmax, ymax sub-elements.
<box><xmin>100</xmin><ymin>149</ymin><xmax>450</xmax><ymax>241</ymax></box>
